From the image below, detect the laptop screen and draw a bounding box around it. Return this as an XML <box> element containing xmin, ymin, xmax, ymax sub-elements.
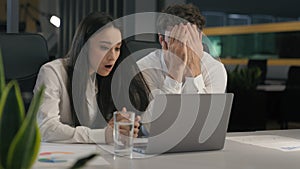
<box><xmin>136</xmin><ymin>93</ymin><xmax>234</xmax><ymax>154</ymax></box>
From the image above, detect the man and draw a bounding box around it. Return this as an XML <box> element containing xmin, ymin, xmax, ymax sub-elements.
<box><xmin>137</xmin><ymin>4</ymin><xmax>227</xmax><ymax>95</ymax></box>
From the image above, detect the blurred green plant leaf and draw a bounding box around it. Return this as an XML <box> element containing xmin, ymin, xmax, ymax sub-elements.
<box><xmin>0</xmin><ymin>49</ymin><xmax>5</xmax><ymax>96</ymax></box>
<box><xmin>7</xmin><ymin>86</ymin><xmax>45</xmax><ymax>169</ymax></box>
<box><xmin>0</xmin><ymin>49</ymin><xmax>45</xmax><ymax>169</ymax></box>
<box><xmin>0</xmin><ymin>48</ymin><xmax>24</xmax><ymax>169</ymax></box>
<box><xmin>0</xmin><ymin>81</ymin><xmax>24</xmax><ymax>168</ymax></box>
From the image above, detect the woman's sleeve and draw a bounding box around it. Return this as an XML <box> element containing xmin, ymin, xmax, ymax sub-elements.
<box><xmin>34</xmin><ymin>63</ymin><xmax>106</xmax><ymax>143</ymax></box>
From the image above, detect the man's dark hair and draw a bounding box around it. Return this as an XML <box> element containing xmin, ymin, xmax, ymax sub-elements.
<box><xmin>157</xmin><ymin>4</ymin><xmax>206</xmax><ymax>34</ymax></box>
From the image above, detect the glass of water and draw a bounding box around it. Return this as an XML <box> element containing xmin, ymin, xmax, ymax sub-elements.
<box><xmin>113</xmin><ymin>111</ymin><xmax>135</xmax><ymax>158</ymax></box>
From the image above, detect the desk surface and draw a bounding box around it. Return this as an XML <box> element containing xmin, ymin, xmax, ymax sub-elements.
<box><xmin>256</xmin><ymin>84</ymin><xmax>286</xmax><ymax>91</ymax></box>
<box><xmin>34</xmin><ymin>129</ymin><xmax>300</xmax><ymax>169</ymax></box>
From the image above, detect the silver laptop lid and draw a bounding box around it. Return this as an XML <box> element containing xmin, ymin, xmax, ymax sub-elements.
<box><xmin>142</xmin><ymin>93</ymin><xmax>234</xmax><ymax>154</ymax></box>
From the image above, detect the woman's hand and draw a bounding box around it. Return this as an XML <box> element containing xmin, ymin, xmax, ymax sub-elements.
<box><xmin>105</xmin><ymin>107</ymin><xmax>141</xmax><ymax>144</ymax></box>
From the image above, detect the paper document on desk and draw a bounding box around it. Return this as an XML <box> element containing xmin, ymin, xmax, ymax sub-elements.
<box><xmin>33</xmin><ymin>143</ymin><xmax>109</xmax><ymax>168</ymax></box>
<box><xmin>227</xmin><ymin>135</ymin><xmax>300</xmax><ymax>152</ymax></box>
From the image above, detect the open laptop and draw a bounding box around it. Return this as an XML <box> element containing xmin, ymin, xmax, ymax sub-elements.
<box><xmin>134</xmin><ymin>93</ymin><xmax>234</xmax><ymax>154</ymax></box>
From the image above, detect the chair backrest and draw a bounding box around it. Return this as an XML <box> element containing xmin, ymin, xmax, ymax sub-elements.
<box><xmin>247</xmin><ymin>59</ymin><xmax>267</xmax><ymax>84</ymax></box>
<box><xmin>280</xmin><ymin>66</ymin><xmax>300</xmax><ymax>127</ymax></box>
<box><xmin>125</xmin><ymin>39</ymin><xmax>215</xmax><ymax>61</ymax></box>
<box><xmin>286</xmin><ymin>66</ymin><xmax>300</xmax><ymax>89</ymax></box>
<box><xmin>0</xmin><ymin>33</ymin><xmax>49</xmax><ymax>109</ymax></box>
<box><xmin>125</xmin><ymin>39</ymin><xmax>161</xmax><ymax>61</ymax></box>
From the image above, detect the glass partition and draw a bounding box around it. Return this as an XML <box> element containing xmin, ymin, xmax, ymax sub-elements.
<box><xmin>204</xmin><ymin>22</ymin><xmax>300</xmax><ymax>59</ymax></box>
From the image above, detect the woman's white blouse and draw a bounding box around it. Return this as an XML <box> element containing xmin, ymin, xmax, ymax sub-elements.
<box><xmin>34</xmin><ymin>58</ymin><xmax>106</xmax><ymax>143</ymax></box>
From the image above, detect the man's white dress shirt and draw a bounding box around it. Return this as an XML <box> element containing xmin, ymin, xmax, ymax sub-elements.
<box><xmin>137</xmin><ymin>50</ymin><xmax>227</xmax><ymax>134</ymax></box>
<box><xmin>137</xmin><ymin>50</ymin><xmax>227</xmax><ymax>94</ymax></box>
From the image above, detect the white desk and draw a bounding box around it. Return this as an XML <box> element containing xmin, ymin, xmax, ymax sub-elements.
<box><xmin>34</xmin><ymin>129</ymin><xmax>300</xmax><ymax>169</ymax></box>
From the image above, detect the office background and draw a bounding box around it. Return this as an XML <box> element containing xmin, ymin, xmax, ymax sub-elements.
<box><xmin>1</xmin><ymin>0</ymin><xmax>300</xmax><ymax>131</ymax></box>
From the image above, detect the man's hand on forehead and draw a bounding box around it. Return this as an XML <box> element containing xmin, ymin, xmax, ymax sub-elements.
<box><xmin>164</xmin><ymin>23</ymin><xmax>200</xmax><ymax>44</ymax></box>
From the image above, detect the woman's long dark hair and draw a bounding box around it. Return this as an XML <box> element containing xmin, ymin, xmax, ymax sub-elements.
<box><xmin>64</xmin><ymin>12</ymin><xmax>151</xmax><ymax>127</ymax></box>
<box><xmin>97</xmin><ymin>43</ymin><xmax>151</xmax><ymax>120</ymax></box>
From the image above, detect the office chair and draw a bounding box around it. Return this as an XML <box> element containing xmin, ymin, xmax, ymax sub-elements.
<box><xmin>125</xmin><ymin>39</ymin><xmax>161</xmax><ymax>62</ymax></box>
<box><xmin>125</xmin><ymin>39</ymin><xmax>212</xmax><ymax>62</ymax></box>
<box><xmin>247</xmin><ymin>59</ymin><xmax>267</xmax><ymax>84</ymax></box>
<box><xmin>0</xmin><ymin>33</ymin><xmax>49</xmax><ymax>110</ymax></box>
<box><xmin>280</xmin><ymin>66</ymin><xmax>300</xmax><ymax>129</ymax></box>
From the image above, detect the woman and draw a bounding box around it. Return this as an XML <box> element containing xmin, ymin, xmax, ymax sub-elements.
<box><xmin>34</xmin><ymin>12</ymin><xmax>151</xmax><ymax>143</ymax></box>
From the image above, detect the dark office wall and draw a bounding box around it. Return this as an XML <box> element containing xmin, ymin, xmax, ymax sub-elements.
<box><xmin>187</xmin><ymin>0</ymin><xmax>300</xmax><ymax>18</ymax></box>
<box><xmin>57</xmin><ymin>0</ymin><xmax>162</xmax><ymax>55</ymax></box>
<box><xmin>58</xmin><ymin>0</ymin><xmax>125</xmax><ymax>57</ymax></box>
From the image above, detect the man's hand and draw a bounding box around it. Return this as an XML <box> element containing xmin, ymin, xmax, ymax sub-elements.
<box><xmin>163</xmin><ymin>23</ymin><xmax>203</xmax><ymax>81</ymax></box>
<box><xmin>185</xmin><ymin>23</ymin><xmax>203</xmax><ymax>77</ymax></box>
<box><xmin>164</xmin><ymin>23</ymin><xmax>189</xmax><ymax>82</ymax></box>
